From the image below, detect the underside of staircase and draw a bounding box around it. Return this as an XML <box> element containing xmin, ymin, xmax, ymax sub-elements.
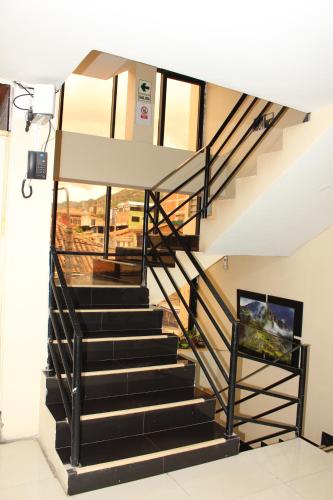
<box><xmin>40</xmin><ymin>284</ymin><xmax>239</xmax><ymax>496</ymax></box>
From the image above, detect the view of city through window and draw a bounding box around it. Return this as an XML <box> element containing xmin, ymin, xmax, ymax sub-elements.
<box><xmin>55</xmin><ymin>182</ymin><xmax>193</xmax><ymax>333</ymax></box>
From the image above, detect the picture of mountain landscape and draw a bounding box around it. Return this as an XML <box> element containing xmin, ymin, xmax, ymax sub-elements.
<box><xmin>237</xmin><ymin>290</ymin><xmax>303</xmax><ymax>365</ymax></box>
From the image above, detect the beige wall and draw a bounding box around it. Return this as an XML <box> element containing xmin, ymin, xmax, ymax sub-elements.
<box><xmin>197</xmin><ymin>224</ymin><xmax>333</xmax><ymax>444</ymax></box>
<box><xmin>55</xmin><ymin>130</ymin><xmax>204</xmax><ymax>191</ymax></box>
<box><xmin>0</xmin><ymin>85</ymin><xmax>55</xmax><ymax>440</ymax></box>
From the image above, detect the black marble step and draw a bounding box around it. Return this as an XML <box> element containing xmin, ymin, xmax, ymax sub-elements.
<box><xmin>54</xmin><ymin>285</ymin><xmax>149</xmax><ymax>309</ymax></box>
<box><xmin>55</xmin><ymin>354</ymin><xmax>179</xmax><ymax>373</ymax></box>
<box><xmin>55</xmin><ymin>394</ymin><xmax>216</xmax><ymax>447</ymax></box>
<box><xmin>80</xmin><ymin>328</ymin><xmax>164</xmax><ymax>338</ymax></box>
<box><xmin>115</xmin><ymin>246</ymin><xmax>176</xmax><ymax>268</ymax></box>
<box><xmin>149</xmin><ymin>234</ymin><xmax>200</xmax><ymax>252</ymax></box>
<box><xmin>56</xmin><ymin>308</ymin><xmax>163</xmax><ymax>333</ymax></box>
<box><xmin>46</xmin><ymin>359</ymin><xmax>195</xmax><ymax>403</ymax></box>
<box><xmin>48</xmin><ymin>387</ymin><xmax>206</xmax><ymax>420</ymax></box>
<box><xmin>93</xmin><ymin>260</ymin><xmax>141</xmax><ymax>284</ymax></box>
<box><xmin>62</xmin><ymin>422</ymin><xmax>239</xmax><ymax>495</ymax></box>
<box><xmin>52</xmin><ymin>334</ymin><xmax>178</xmax><ymax>364</ymax></box>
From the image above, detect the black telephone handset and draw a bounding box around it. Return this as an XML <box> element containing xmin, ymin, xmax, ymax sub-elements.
<box><xmin>22</xmin><ymin>150</ymin><xmax>48</xmax><ymax>198</ymax></box>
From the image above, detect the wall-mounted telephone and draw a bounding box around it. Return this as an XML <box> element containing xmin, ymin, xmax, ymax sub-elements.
<box><xmin>27</xmin><ymin>150</ymin><xmax>48</xmax><ymax>179</ymax></box>
<box><xmin>21</xmin><ymin>150</ymin><xmax>48</xmax><ymax>198</ymax></box>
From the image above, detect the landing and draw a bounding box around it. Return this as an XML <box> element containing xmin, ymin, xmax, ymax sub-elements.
<box><xmin>1</xmin><ymin>438</ymin><xmax>332</xmax><ymax>499</ymax></box>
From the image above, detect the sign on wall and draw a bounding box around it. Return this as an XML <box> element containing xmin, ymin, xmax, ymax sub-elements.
<box><xmin>138</xmin><ymin>79</ymin><xmax>152</xmax><ymax>102</ymax></box>
<box><xmin>136</xmin><ymin>102</ymin><xmax>152</xmax><ymax>125</ymax></box>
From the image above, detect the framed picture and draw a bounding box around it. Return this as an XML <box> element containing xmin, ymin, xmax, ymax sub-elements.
<box><xmin>237</xmin><ymin>289</ymin><xmax>303</xmax><ymax>367</ymax></box>
<box><xmin>267</xmin><ymin>295</ymin><xmax>303</xmax><ymax>339</ymax></box>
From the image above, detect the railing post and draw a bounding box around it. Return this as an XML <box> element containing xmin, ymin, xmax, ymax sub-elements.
<box><xmin>202</xmin><ymin>146</ymin><xmax>211</xmax><ymax>218</ymax></box>
<box><xmin>70</xmin><ymin>334</ymin><xmax>82</xmax><ymax>467</ymax></box>
<box><xmin>141</xmin><ymin>190</ymin><xmax>150</xmax><ymax>287</ymax></box>
<box><xmin>46</xmin><ymin>249</ymin><xmax>55</xmax><ymax>376</ymax></box>
<box><xmin>226</xmin><ymin>320</ymin><xmax>239</xmax><ymax>438</ymax></box>
<box><xmin>296</xmin><ymin>344</ymin><xmax>308</xmax><ymax>437</ymax></box>
<box><xmin>153</xmin><ymin>191</ymin><xmax>160</xmax><ymax>234</ymax></box>
<box><xmin>103</xmin><ymin>186</ymin><xmax>112</xmax><ymax>259</ymax></box>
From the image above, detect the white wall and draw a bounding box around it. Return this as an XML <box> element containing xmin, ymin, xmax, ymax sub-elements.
<box><xmin>197</xmin><ymin>223</ymin><xmax>333</xmax><ymax>445</ymax></box>
<box><xmin>0</xmin><ymin>83</ymin><xmax>55</xmax><ymax>440</ymax></box>
<box><xmin>56</xmin><ymin>130</ymin><xmax>204</xmax><ymax>191</ymax></box>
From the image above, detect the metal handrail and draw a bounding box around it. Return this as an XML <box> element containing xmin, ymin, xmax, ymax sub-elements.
<box><xmin>140</xmin><ymin>93</ymin><xmax>307</xmax><ymax>442</ymax></box>
<box><xmin>151</xmin><ymin>146</ymin><xmax>205</xmax><ymax>191</ymax></box>
<box><xmin>151</xmin><ymin>92</ymin><xmax>247</xmax><ymax>195</ymax></box>
<box><xmin>49</xmin><ymin>245</ymin><xmax>83</xmax><ymax>467</ymax></box>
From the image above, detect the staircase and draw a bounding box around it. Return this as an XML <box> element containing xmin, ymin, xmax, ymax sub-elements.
<box><xmin>40</xmin><ymin>93</ymin><xmax>312</xmax><ymax>495</ymax></box>
<box><xmin>40</xmin><ymin>262</ymin><xmax>239</xmax><ymax>495</ymax></box>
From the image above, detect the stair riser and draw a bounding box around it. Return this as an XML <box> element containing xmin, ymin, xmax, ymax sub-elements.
<box><xmin>46</xmin><ymin>364</ymin><xmax>195</xmax><ymax>402</ymax></box>
<box><xmin>80</xmin><ymin>329</ymin><xmax>164</xmax><ymax>338</ymax></box>
<box><xmin>67</xmin><ymin>437</ymin><xmax>239</xmax><ymax>496</ymax></box>
<box><xmin>56</xmin><ymin>399</ymin><xmax>215</xmax><ymax>447</ymax></box>
<box><xmin>93</xmin><ymin>261</ymin><xmax>141</xmax><ymax>283</ymax></box>
<box><xmin>149</xmin><ymin>234</ymin><xmax>200</xmax><ymax>252</ymax></box>
<box><xmin>115</xmin><ymin>253</ymin><xmax>176</xmax><ymax>268</ymax></box>
<box><xmin>58</xmin><ymin>309</ymin><xmax>163</xmax><ymax>333</ymax></box>
<box><xmin>53</xmin><ymin>336</ymin><xmax>178</xmax><ymax>363</ymax></box>
<box><xmin>54</xmin><ymin>286</ymin><xmax>149</xmax><ymax>309</ymax></box>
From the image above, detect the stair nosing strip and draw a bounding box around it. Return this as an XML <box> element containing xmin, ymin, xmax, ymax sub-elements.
<box><xmin>53</xmin><ymin>335</ymin><xmax>169</xmax><ymax>343</ymax></box>
<box><xmin>74</xmin><ymin>437</ymin><xmax>226</xmax><ymax>474</ymax></box>
<box><xmin>78</xmin><ymin>398</ymin><xmax>206</xmax><ymax>421</ymax></box>
<box><xmin>53</xmin><ymin>308</ymin><xmax>159</xmax><ymax>313</ymax></box>
<box><xmin>64</xmin><ymin>285</ymin><xmax>142</xmax><ymax>288</ymax></box>
<box><xmin>60</xmin><ymin>362</ymin><xmax>187</xmax><ymax>378</ymax></box>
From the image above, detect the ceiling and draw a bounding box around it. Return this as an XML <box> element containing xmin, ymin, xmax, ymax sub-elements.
<box><xmin>1</xmin><ymin>1</ymin><xmax>333</xmax><ymax>112</ymax></box>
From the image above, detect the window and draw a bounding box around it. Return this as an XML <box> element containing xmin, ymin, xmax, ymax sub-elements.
<box><xmin>0</xmin><ymin>84</ymin><xmax>10</xmax><ymax>131</ymax></box>
<box><xmin>114</xmin><ymin>71</ymin><xmax>128</xmax><ymax>140</ymax></box>
<box><xmin>164</xmin><ymin>79</ymin><xmax>200</xmax><ymax>151</ymax></box>
<box><xmin>131</xmin><ymin>216</ymin><xmax>140</xmax><ymax>222</ymax></box>
<box><xmin>153</xmin><ymin>71</ymin><xmax>204</xmax><ymax>151</ymax></box>
<box><xmin>62</xmin><ymin>74</ymin><xmax>114</xmax><ymax>137</ymax></box>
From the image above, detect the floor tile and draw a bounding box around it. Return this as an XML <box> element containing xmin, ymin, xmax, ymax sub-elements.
<box><xmin>238</xmin><ymin>483</ymin><xmax>304</xmax><ymax>500</ymax></box>
<box><xmin>169</xmin><ymin>451</ymin><xmax>280</xmax><ymax>499</ymax></box>
<box><xmin>75</xmin><ymin>473</ymin><xmax>192</xmax><ymax>499</ymax></box>
<box><xmin>0</xmin><ymin>440</ymin><xmax>53</xmax><ymax>490</ymax></box>
<box><xmin>287</xmin><ymin>466</ymin><xmax>333</xmax><ymax>500</ymax></box>
<box><xmin>0</xmin><ymin>477</ymin><xmax>67</xmax><ymax>500</ymax></box>
<box><xmin>249</xmin><ymin>438</ymin><xmax>333</xmax><ymax>482</ymax></box>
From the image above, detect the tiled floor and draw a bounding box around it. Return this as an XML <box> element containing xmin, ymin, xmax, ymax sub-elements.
<box><xmin>0</xmin><ymin>438</ymin><xmax>332</xmax><ymax>499</ymax></box>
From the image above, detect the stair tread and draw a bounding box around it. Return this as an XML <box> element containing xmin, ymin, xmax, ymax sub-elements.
<box><xmin>53</xmin><ymin>333</ymin><xmax>176</xmax><ymax>343</ymax></box>
<box><xmin>57</xmin><ymin>422</ymin><xmax>226</xmax><ymax>468</ymax></box>
<box><xmin>48</xmin><ymin>387</ymin><xmax>211</xmax><ymax>420</ymax></box>
<box><xmin>59</xmin><ymin>356</ymin><xmax>185</xmax><ymax>374</ymax></box>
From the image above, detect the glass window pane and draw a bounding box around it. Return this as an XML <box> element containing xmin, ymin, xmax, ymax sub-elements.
<box><xmin>114</xmin><ymin>71</ymin><xmax>129</xmax><ymax>140</ymax></box>
<box><xmin>62</xmin><ymin>74</ymin><xmax>113</xmax><ymax>137</ymax></box>
<box><xmin>160</xmin><ymin>192</ymin><xmax>197</xmax><ymax>235</ymax></box>
<box><xmin>164</xmin><ymin>79</ymin><xmax>199</xmax><ymax>151</ymax></box>
<box><xmin>56</xmin><ymin>182</ymin><xmax>106</xmax><ymax>276</ymax></box>
<box><xmin>108</xmin><ymin>187</ymin><xmax>145</xmax><ymax>253</ymax></box>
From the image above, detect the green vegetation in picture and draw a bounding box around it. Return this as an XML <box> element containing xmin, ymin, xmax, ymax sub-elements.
<box><xmin>239</xmin><ymin>323</ymin><xmax>292</xmax><ymax>363</ymax></box>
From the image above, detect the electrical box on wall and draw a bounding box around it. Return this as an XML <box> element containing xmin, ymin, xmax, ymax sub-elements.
<box><xmin>32</xmin><ymin>84</ymin><xmax>55</xmax><ymax>125</ymax></box>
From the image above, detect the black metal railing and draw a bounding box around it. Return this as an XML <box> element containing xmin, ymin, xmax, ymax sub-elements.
<box><xmin>217</xmin><ymin>326</ymin><xmax>309</xmax><ymax>446</ymax></box>
<box><xmin>141</xmin><ymin>93</ymin><xmax>308</xmax><ymax>441</ymax></box>
<box><xmin>48</xmin><ymin>245</ymin><xmax>83</xmax><ymax>466</ymax></box>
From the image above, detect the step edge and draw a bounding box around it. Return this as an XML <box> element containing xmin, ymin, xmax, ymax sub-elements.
<box><xmin>52</xmin><ymin>335</ymin><xmax>170</xmax><ymax>343</ymax></box>
<box><xmin>53</xmin><ymin>308</ymin><xmax>160</xmax><ymax>313</ymax></box>
<box><xmin>59</xmin><ymin>285</ymin><xmax>143</xmax><ymax>288</ymax></box>
<box><xmin>78</xmin><ymin>397</ymin><xmax>206</xmax><ymax>421</ymax></box>
<box><xmin>74</xmin><ymin>437</ymin><xmax>226</xmax><ymax>475</ymax></box>
<box><xmin>60</xmin><ymin>361</ymin><xmax>187</xmax><ymax>378</ymax></box>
